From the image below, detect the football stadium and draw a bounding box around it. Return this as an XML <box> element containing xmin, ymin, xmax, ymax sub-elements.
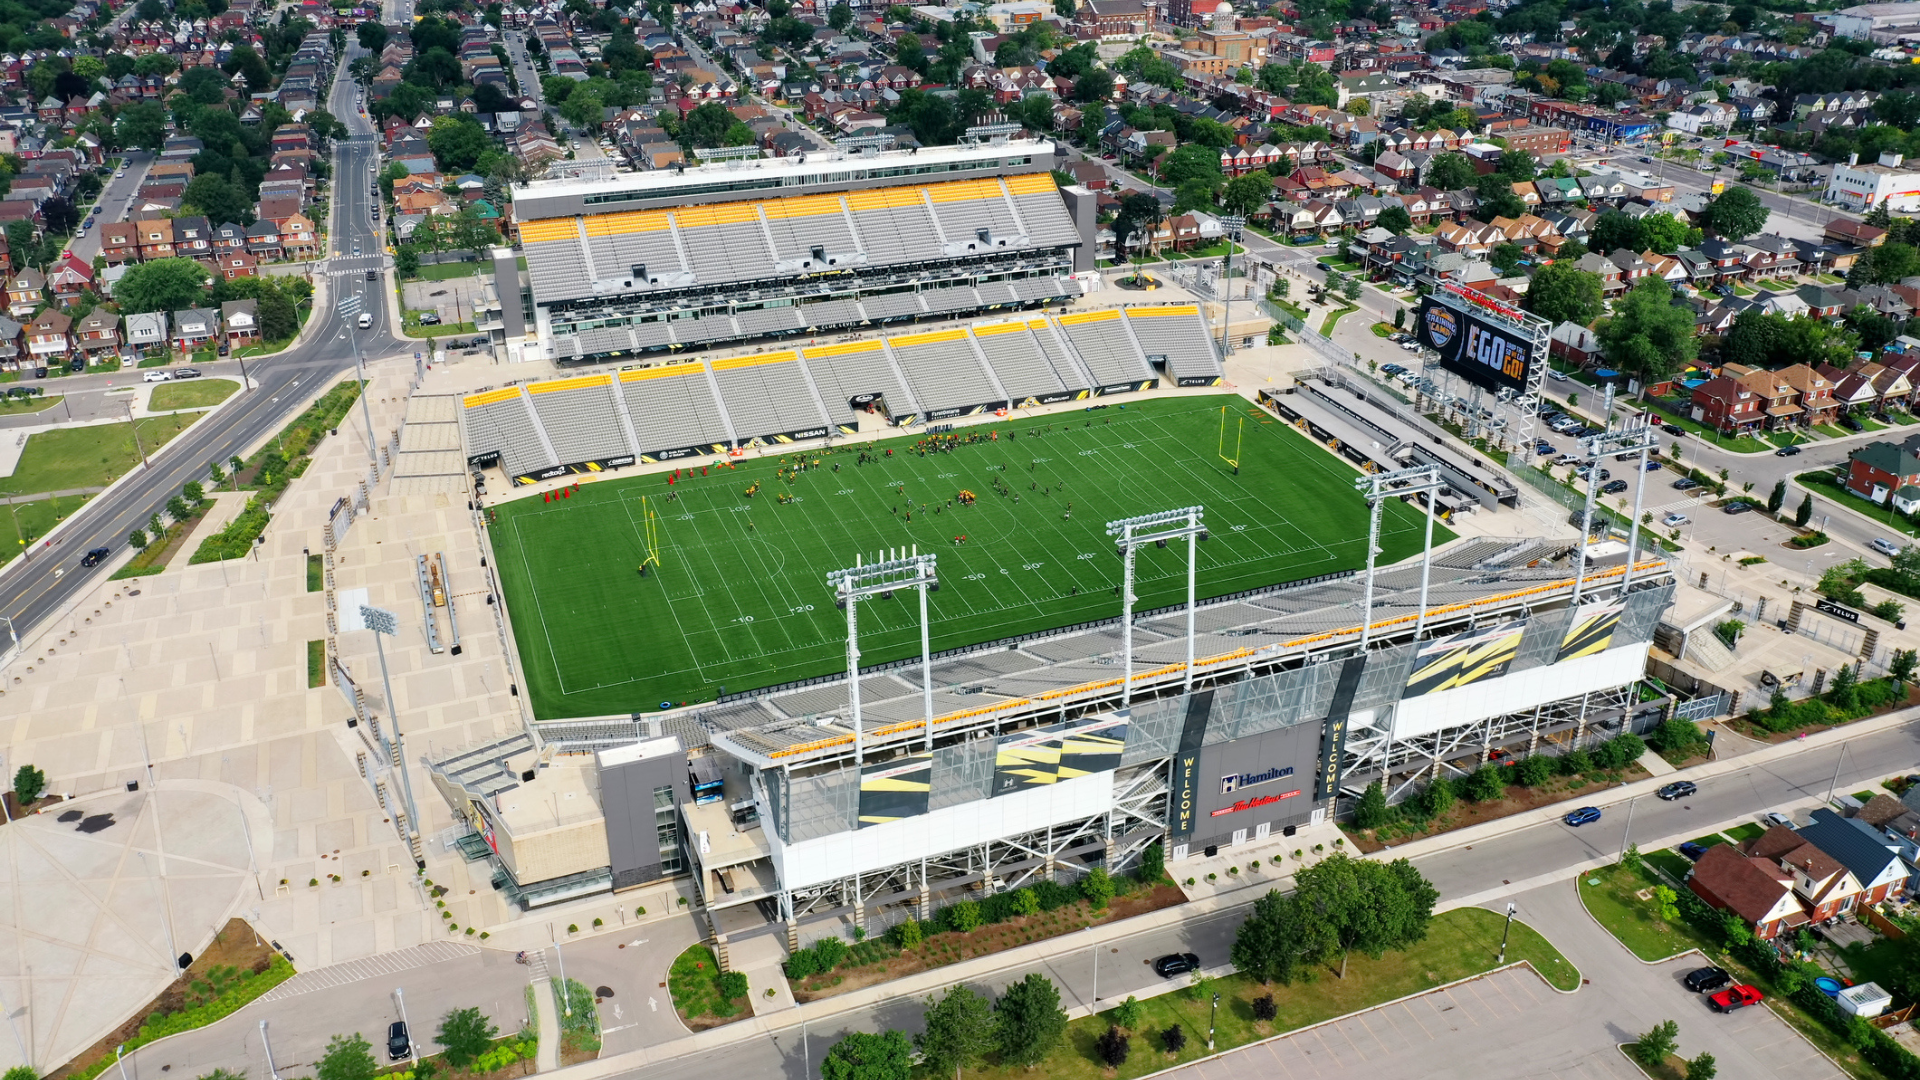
<box><xmin>429</xmin><ymin>145</ymin><xmax>1679</xmax><ymax>941</ymax></box>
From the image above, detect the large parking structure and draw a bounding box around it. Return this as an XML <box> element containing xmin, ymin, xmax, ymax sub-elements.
<box><xmin>487</xmin><ymin>394</ymin><xmax>1448</xmax><ymax>719</ymax></box>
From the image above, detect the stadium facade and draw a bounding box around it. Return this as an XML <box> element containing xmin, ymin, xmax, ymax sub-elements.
<box><xmin>429</xmin><ymin>536</ymin><xmax>1674</xmax><ymax>948</ymax></box>
<box><xmin>504</xmin><ymin>138</ymin><xmax>1098</xmax><ymax>365</ymax></box>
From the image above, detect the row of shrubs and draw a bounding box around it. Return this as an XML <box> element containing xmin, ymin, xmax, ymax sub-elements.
<box><xmin>785</xmin><ymin>862</ymin><xmax>1140</xmax><ymax>981</ymax></box>
<box><xmin>191</xmin><ymin>379</ymin><xmax>362</xmax><ymax>563</ymax></box>
<box><xmin>1748</xmin><ymin>667</ymin><xmax>1911</xmax><ymax>733</ymax></box>
<box><xmin>1354</xmin><ymin>733</ymin><xmax>1647</xmax><ymax>830</ymax></box>
<box><xmin>1668</xmin><ymin>880</ymin><xmax>1920</xmax><ymax>1080</ymax></box>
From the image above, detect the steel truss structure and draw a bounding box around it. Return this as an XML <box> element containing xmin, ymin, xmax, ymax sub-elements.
<box><xmin>770</xmin><ymin>758</ymin><xmax>1168</xmax><ymax>941</ymax></box>
<box><xmin>1340</xmin><ymin>679</ymin><xmax>1642</xmax><ymax>805</ymax></box>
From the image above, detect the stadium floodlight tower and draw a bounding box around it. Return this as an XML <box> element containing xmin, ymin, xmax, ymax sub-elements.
<box><xmin>1352</xmin><ymin>465</ymin><xmax>1446</xmax><ymax>648</ymax></box>
<box><xmin>1107</xmin><ymin>507</ymin><xmax>1208</xmax><ymax>702</ymax></box>
<box><xmin>1217</xmin><ymin>215</ymin><xmax>1246</xmax><ymax>358</ymax></box>
<box><xmin>828</xmin><ymin>549</ymin><xmax>940</xmax><ymax>764</ymax></box>
<box><xmin>1573</xmin><ymin>420</ymin><xmax>1660</xmax><ymax>603</ymax></box>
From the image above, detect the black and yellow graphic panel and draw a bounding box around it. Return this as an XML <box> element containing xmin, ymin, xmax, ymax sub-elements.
<box><xmin>1558</xmin><ymin>603</ymin><xmax>1623</xmax><ymax>662</ymax></box>
<box><xmin>857</xmin><ymin>752</ymin><xmax>932</xmax><ymax>828</ymax></box>
<box><xmin>1404</xmin><ymin>621</ymin><xmax>1526</xmax><ymax>698</ymax></box>
<box><xmin>993</xmin><ymin>715</ymin><xmax>1129</xmax><ymax>796</ymax></box>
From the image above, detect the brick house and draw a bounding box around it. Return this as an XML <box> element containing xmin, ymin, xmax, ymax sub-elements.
<box><xmin>1778</xmin><ymin>364</ymin><xmax>1839</xmax><ymax>426</ymax></box>
<box><xmin>24</xmin><ymin>309</ymin><xmax>70</xmax><ymax>363</ymax></box>
<box><xmin>1746</xmin><ymin>824</ymin><xmax>1866</xmax><ymax>923</ymax></box>
<box><xmin>1685</xmin><ymin>844</ymin><xmax>1804</xmax><ymax>940</ymax></box>
<box><xmin>1845</xmin><ymin>435</ymin><xmax>1920</xmax><ymax>512</ymax></box>
<box><xmin>74</xmin><ymin>310</ymin><xmax>118</xmax><ymax>357</ymax></box>
<box><xmin>3</xmin><ymin>269</ymin><xmax>41</xmax><ymax>319</ymax></box>
<box><xmin>221</xmin><ymin>299</ymin><xmax>259</xmax><ymax>344</ymax></box>
<box><xmin>1689</xmin><ymin>375</ymin><xmax>1764</xmax><ymax>433</ymax></box>
<box><xmin>100</xmin><ymin>221</ymin><xmax>139</xmax><ymax>264</ymax></box>
<box><xmin>1797</xmin><ymin>809</ymin><xmax>1910</xmax><ymax>908</ymax></box>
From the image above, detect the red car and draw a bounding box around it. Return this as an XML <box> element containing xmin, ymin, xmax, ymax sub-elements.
<box><xmin>1709</xmin><ymin>984</ymin><xmax>1765</xmax><ymax>1013</ymax></box>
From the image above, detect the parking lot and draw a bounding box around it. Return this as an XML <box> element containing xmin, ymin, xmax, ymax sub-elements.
<box><xmin>401</xmin><ymin>272</ymin><xmax>489</xmax><ymax>334</ymax></box>
<box><xmin>1151</xmin><ymin>886</ymin><xmax>1844</xmax><ymax>1080</ymax></box>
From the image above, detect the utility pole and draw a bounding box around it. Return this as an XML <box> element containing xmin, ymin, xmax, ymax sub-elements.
<box><xmin>1619</xmin><ymin>796</ymin><xmax>1639</xmax><ymax>864</ymax></box>
<box><xmin>1498</xmin><ymin>901</ymin><xmax>1517</xmax><ymax>965</ymax></box>
<box><xmin>123</xmin><ymin>398</ymin><xmax>147</xmax><ymax>468</ymax></box>
<box><xmin>1826</xmin><ymin>741</ymin><xmax>1849</xmax><ymax>807</ymax></box>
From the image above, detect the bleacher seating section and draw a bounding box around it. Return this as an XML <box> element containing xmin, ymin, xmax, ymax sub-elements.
<box><xmin>463</xmin><ymin>306</ymin><xmax>1214</xmax><ymax>482</ymax></box>
<box><xmin>1121</xmin><ymin>305</ymin><xmax>1224</xmax><ymax>386</ymax></box>
<box><xmin>520</xmin><ymin>174</ymin><xmax>1082</xmax><ymax>307</ymax></box>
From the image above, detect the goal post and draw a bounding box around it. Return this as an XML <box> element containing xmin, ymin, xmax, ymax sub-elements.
<box><xmin>1217</xmin><ymin>406</ymin><xmax>1243</xmax><ymax>474</ymax></box>
<box><xmin>637</xmin><ymin>495</ymin><xmax>662</xmax><ymax>576</ymax></box>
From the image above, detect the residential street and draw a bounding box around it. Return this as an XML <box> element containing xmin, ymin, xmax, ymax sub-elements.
<box><xmin>67</xmin><ymin>150</ymin><xmax>154</xmax><ymax>266</ymax></box>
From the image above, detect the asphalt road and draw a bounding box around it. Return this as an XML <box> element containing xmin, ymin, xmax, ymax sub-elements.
<box><xmin>0</xmin><ymin>48</ymin><xmax>405</xmax><ymax>646</ymax></box>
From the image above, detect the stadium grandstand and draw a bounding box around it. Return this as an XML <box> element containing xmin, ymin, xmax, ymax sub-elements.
<box><xmin>461</xmin><ymin>304</ymin><xmax>1222</xmax><ymax>482</ymax></box>
<box><xmin>508</xmin><ymin>138</ymin><xmax>1097</xmax><ymax>365</ymax></box>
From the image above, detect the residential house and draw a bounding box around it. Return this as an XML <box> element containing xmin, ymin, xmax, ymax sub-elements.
<box><xmin>1744</xmin><ymin>824</ymin><xmax>1867</xmax><ymax>922</ymax></box>
<box><xmin>136</xmin><ymin>218</ymin><xmax>175</xmax><ymax>261</ymax></box>
<box><xmin>2</xmin><ymin>268</ymin><xmax>41</xmax><ymax>319</ymax></box>
<box><xmin>1690</xmin><ymin>375</ymin><xmax>1764</xmax><ymax>433</ymax></box>
<box><xmin>1846</xmin><ymin>435</ymin><xmax>1920</xmax><ymax>511</ymax></box>
<box><xmin>244</xmin><ymin>220</ymin><xmax>282</xmax><ymax>260</ymax></box>
<box><xmin>1797</xmin><ymin>808</ymin><xmax>1911</xmax><ymax>908</ymax></box>
<box><xmin>100</xmin><ymin>222</ymin><xmax>139</xmax><ymax>264</ymax></box>
<box><xmin>221</xmin><ymin>298</ymin><xmax>259</xmax><ymax>344</ymax></box>
<box><xmin>1549</xmin><ymin>321</ymin><xmax>1602</xmax><ymax>367</ymax></box>
<box><xmin>1778</xmin><ymin>364</ymin><xmax>1839</xmax><ymax>426</ymax></box>
<box><xmin>24</xmin><ymin>309</ymin><xmax>69</xmax><ymax>364</ymax></box>
<box><xmin>124</xmin><ymin>311</ymin><xmax>167</xmax><ymax>355</ymax></box>
<box><xmin>1575</xmin><ymin>251</ymin><xmax>1626</xmax><ymax>294</ymax></box>
<box><xmin>73</xmin><ymin>310</ymin><xmax>117</xmax><ymax>358</ymax></box>
<box><xmin>1685</xmin><ymin>843</ymin><xmax>1805</xmax><ymax>940</ymax></box>
<box><xmin>279</xmin><ymin>214</ymin><xmax>317</xmax><ymax>259</ymax></box>
<box><xmin>46</xmin><ymin>255</ymin><xmax>92</xmax><ymax>306</ymax></box>
<box><xmin>214</xmin><ymin>252</ymin><xmax>258</xmax><ymax>280</ymax></box>
<box><xmin>171</xmin><ymin>307</ymin><xmax>218</xmax><ymax>353</ymax></box>
<box><xmin>1730</xmin><ymin>365</ymin><xmax>1805</xmax><ymax>430</ymax></box>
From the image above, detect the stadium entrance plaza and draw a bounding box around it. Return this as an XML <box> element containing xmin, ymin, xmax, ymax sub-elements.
<box><xmin>0</xmin><ymin>296</ymin><xmax>1903</xmax><ymax>1074</ymax></box>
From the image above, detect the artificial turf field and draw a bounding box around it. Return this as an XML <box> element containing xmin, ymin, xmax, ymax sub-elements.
<box><xmin>489</xmin><ymin>394</ymin><xmax>1451</xmax><ymax>719</ymax></box>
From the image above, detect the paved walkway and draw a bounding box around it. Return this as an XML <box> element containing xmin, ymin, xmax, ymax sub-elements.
<box><xmin>531</xmin><ymin>954</ymin><xmax>560</xmax><ymax>1073</ymax></box>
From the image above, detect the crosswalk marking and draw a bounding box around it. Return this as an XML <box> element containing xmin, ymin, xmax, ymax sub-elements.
<box><xmin>256</xmin><ymin>940</ymin><xmax>479</xmax><ymax>1001</ymax></box>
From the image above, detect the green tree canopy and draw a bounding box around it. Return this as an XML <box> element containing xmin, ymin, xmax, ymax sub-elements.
<box><xmin>314</xmin><ymin>1034</ymin><xmax>379</xmax><ymax>1080</ymax></box>
<box><xmin>1598</xmin><ymin>278</ymin><xmax>1699</xmax><ymax>392</ymax></box>
<box><xmin>1525</xmin><ymin>262</ymin><xmax>1604</xmax><ymax>327</ymax></box>
<box><xmin>916</xmin><ymin>985</ymin><xmax>994</xmax><ymax>1080</ymax></box>
<box><xmin>1700</xmin><ymin>185</ymin><xmax>1770</xmax><ymax>241</ymax></box>
<box><xmin>1424</xmin><ymin>152</ymin><xmax>1477</xmax><ymax>191</ymax></box>
<box><xmin>116</xmin><ymin>102</ymin><xmax>169</xmax><ymax>150</ymax></box>
<box><xmin>435</xmin><ymin>1007</ymin><xmax>497</xmax><ymax>1070</ymax></box>
<box><xmin>1289</xmin><ymin>852</ymin><xmax>1438</xmax><ymax>978</ymax></box>
<box><xmin>1231</xmin><ymin>884</ymin><xmax>1312</xmax><ymax>985</ymax></box>
<box><xmin>428</xmin><ymin>115</ymin><xmax>490</xmax><ymax>173</ymax></box>
<box><xmin>183</xmin><ymin>174</ymin><xmax>253</xmax><ymax>226</ymax></box>
<box><xmin>820</xmin><ymin>1030</ymin><xmax>912</xmax><ymax>1080</ymax></box>
<box><xmin>994</xmin><ymin>972</ymin><xmax>1067</xmax><ymax>1068</ymax></box>
<box><xmin>115</xmin><ymin>258</ymin><xmax>210</xmax><ymax>314</ymax></box>
<box><xmin>1375</xmin><ymin>204</ymin><xmax>1412</xmax><ymax>235</ymax></box>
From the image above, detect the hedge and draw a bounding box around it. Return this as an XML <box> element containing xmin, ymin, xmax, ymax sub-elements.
<box><xmin>69</xmin><ymin>955</ymin><xmax>295</xmax><ymax>1080</ymax></box>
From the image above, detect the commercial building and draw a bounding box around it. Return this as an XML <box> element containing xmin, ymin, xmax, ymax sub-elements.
<box><xmin>1824</xmin><ymin>151</ymin><xmax>1920</xmax><ymax>212</ymax></box>
<box><xmin>505</xmin><ymin>138</ymin><xmax>1095</xmax><ymax>366</ymax></box>
<box><xmin>1824</xmin><ymin>2</ymin><xmax>1920</xmax><ymax>40</ymax></box>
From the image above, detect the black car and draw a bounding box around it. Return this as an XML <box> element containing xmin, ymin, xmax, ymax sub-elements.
<box><xmin>79</xmin><ymin>547</ymin><xmax>109</xmax><ymax>567</ymax></box>
<box><xmin>1775</xmin><ymin>444</ymin><xmax>1802</xmax><ymax>457</ymax></box>
<box><xmin>1723</xmin><ymin>500</ymin><xmax>1754</xmax><ymax>514</ymax></box>
<box><xmin>1152</xmin><ymin>952</ymin><xmax>1201</xmax><ymax>979</ymax></box>
<box><xmin>1685</xmin><ymin>966</ymin><xmax>1733</xmax><ymax>994</ymax></box>
<box><xmin>31</xmin><ymin>366</ymin><xmax>45</xmax><ymax>379</ymax></box>
<box><xmin>365</xmin><ymin>269</ymin><xmax>379</xmax><ymax>280</ymax></box>
<box><xmin>174</xmin><ymin>368</ymin><xmax>201</xmax><ymax>379</ymax></box>
<box><xmin>67</xmin><ymin>357</ymin><xmax>83</xmax><ymax>372</ymax></box>
<box><xmin>1843</xmin><ymin>414</ymin><xmax>1864</xmax><ymax>432</ymax></box>
<box><xmin>1601</xmin><ymin>479</ymin><xmax>1628</xmax><ymax>495</ymax></box>
<box><xmin>1657</xmin><ymin>780</ymin><xmax>1698</xmax><ymax>801</ymax></box>
<box><xmin>1665</xmin><ymin>426</ymin><xmax>1686</xmax><ymax>438</ymax></box>
<box><xmin>1673</xmin><ymin>477</ymin><xmax>1699</xmax><ymax>490</ymax></box>
<box><xmin>388</xmin><ymin>1021</ymin><xmax>410</xmax><ymax>1061</ymax></box>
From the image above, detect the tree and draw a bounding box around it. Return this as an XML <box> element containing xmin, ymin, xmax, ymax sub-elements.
<box><xmin>1079</xmin><ymin>866</ymin><xmax>1114</xmax><ymax>908</ymax></box>
<box><xmin>1632</xmin><ymin>1020</ymin><xmax>1679</xmax><ymax>1067</ymax></box>
<box><xmin>357</xmin><ymin>21</ymin><xmax>390</xmax><ymax>51</ymax></box>
<box><xmin>1701</xmin><ymin>186</ymin><xmax>1769</xmax><ymax>241</ymax></box>
<box><xmin>1525</xmin><ymin>262</ymin><xmax>1604</xmax><ymax>328</ymax></box>
<box><xmin>1688</xmin><ymin>1052</ymin><xmax>1717</xmax><ymax>1080</ymax></box>
<box><xmin>1290</xmin><ymin>853</ymin><xmax>1437</xmax><ymax>978</ymax></box>
<box><xmin>184</xmin><ymin>174</ymin><xmax>253</xmax><ymax>227</ymax></box>
<box><xmin>1376</xmin><ymin>204</ymin><xmax>1412</xmax><ymax>235</ymax></box>
<box><xmin>1112</xmin><ymin>192</ymin><xmax>1162</xmax><ymax>261</ymax></box>
<box><xmin>429</xmin><ymin>116</ymin><xmax>491</xmax><ymax>173</ymax></box>
<box><xmin>435</xmin><ymin>1007</ymin><xmax>496</xmax><ymax>1070</ymax></box>
<box><xmin>829</xmin><ymin>0</ymin><xmax>853</xmax><ymax>28</ymax></box>
<box><xmin>1893</xmin><ymin>648</ymin><xmax>1918</xmax><ymax>684</ymax></box>
<box><xmin>1221</xmin><ymin>171</ymin><xmax>1274</xmax><ymax>217</ymax></box>
<box><xmin>12</xmin><ymin>765</ymin><xmax>44</xmax><ymax>805</ymax></box>
<box><xmin>1137</xmin><ymin>841</ymin><xmax>1164</xmax><ymax>883</ymax></box>
<box><xmin>1768</xmin><ymin>478</ymin><xmax>1787</xmax><ymax>514</ymax></box>
<box><xmin>1851</xmin><ymin>241</ymin><xmax>1920</xmax><ymax>286</ymax></box>
<box><xmin>1622</xmin><ymin>842</ymin><xmax>1644</xmax><ymax>874</ymax></box>
<box><xmin>821</xmin><ymin>1030</ymin><xmax>912</xmax><ymax>1080</ymax></box>
<box><xmin>1095</xmin><ymin>1026</ymin><xmax>1129</xmax><ymax>1068</ymax></box>
<box><xmin>1231</xmin><ymin>885</ymin><xmax>1310</xmax><ymax>985</ymax></box>
<box><xmin>1354</xmin><ymin>780</ymin><xmax>1388</xmax><ymax>829</ymax></box>
<box><xmin>166</xmin><ymin>495</ymin><xmax>190</xmax><ymax>522</ymax></box>
<box><xmin>1161</xmin><ymin>1024</ymin><xmax>1187</xmax><ymax>1052</ymax></box>
<box><xmin>1588</xmin><ymin>210</ymin><xmax>1646</xmax><ymax>254</ymax></box>
<box><xmin>994</xmin><ymin>972</ymin><xmax>1067</xmax><ymax>1068</ymax></box>
<box><xmin>116</xmin><ymin>102</ymin><xmax>169</xmax><ymax>151</ymax></box>
<box><xmin>1491</xmin><ymin>242</ymin><xmax>1525</xmax><ymax>276</ymax></box>
<box><xmin>314</xmin><ymin>1034</ymin><xmax>379</xmax><ymax>1080</ymax></box>
<box><xmin>1642</xmin><ymin>212</ymin><xmax>1702</xmax><ymax>255</ymax></box>
<box><xmin>1517</xmin><ymin>754</ymin><xmax>1554</xmax><ymax>786</ymax></box>
<box><xmin>1160</xmin><ymin>143</ymin><xmax>1223</xmax><ymax>187</ymax></box>
<box><xmin>1796</xmin><ymin>491</ymin><xmax>1814</xmax><ymax>528</ymax></box>
<box><xmin>1423</xmin><ymin>778</ymin><xmax>1455</xmax><ymax>818</ymax></box>
<box><xmin>1074</xmin><ymin>68</ymin><xmax>1115</xmax><ymax>103</ymax></box>
<box><xmin>916</xmin><ymin>985</ymin><xmax>994</xmax><ymax>1080</ymax></box>
<box><xmin>1425</xmin><ymin>152</ymin><xmax>1476</xmax><ymax>191</ymax></box>
<box><xmin>1112</xmin><ymin>996</ymin><xmax>1143</xmax><ymax>1030</ymax></box>
<box><xmin>223</xmin><ymin>45</ymin><xmax>271</xmax><ymax>91</ymax></box>
<box><xmin>115</xmin><ymin>258</ymin><xmax>209</xmax><ymax>314</ymax></box>
<box><xmin>183</xmin><ymin>481</ymin><xmax>205</xmax><ymax>505</ymax></box>
<box><xmin>1463</xmin><ymin>764</ymin><xmax>1506</xmax><ymax>802</ymax></box>
<box><xmin>1598</xmin><ymin>278</ymin><xmax>1697</xmax><ymax>394</ymax></box>
<box><xmin>128</xmin><ymin>528</ymin><xmax>148</xmax><ymax>551</ymax></box>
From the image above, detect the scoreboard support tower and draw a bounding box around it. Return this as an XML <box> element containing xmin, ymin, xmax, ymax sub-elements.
<box><xmin>1415</xmin><ymin>280</ymin><xmax>1551</xmax><ymax>455</ymax></box>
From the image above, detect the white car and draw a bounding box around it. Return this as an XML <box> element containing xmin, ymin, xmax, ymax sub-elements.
<box><xmin>142</xmin><ymin>369</ymin><xmax>170</xmax><ymax>382</ymax></box>
<box><xmin>1873</xmin><ymin>537</ymin><xmax>1903</xmax><ymax>556</ymax></box>
<box><xmin>1548</xmin><ymin>369</ymin><xmax>1570</xmax><ymax>382</ymax></box>
<box><xmin>1662</xmin><ymin>512</ymin><xmax>1689</xmax><ymax>527</ymax></box>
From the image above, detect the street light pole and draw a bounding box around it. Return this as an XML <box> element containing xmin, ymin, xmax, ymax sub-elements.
<box><xmin>1619</xmin><ymin>795</ymin><xmax>1639</xmax><ymax>864</ymax></box>
<box><xmin>260</xmin><ymin>1020</ymin><xmax>281</xmax><ymax>1080</ymax></box>
<box><xmin>1207</xmin><ymin>991</ymin><xmax>1219</xmax><ymax>1051</ymax></box>
<box><xmin>395</xmin><ymin>987</ymin><xmax>417</xmax><ymax>1066</ymax></box>
<box><xmin>1498</xmin><ymin>901</ymin><xmax>1517</xmax><ymax>965</ymax></box>
<box><xmin>1826</xmin><ymin>741</ymin><xmax>1849</xmax><ymax>806</ymax></box>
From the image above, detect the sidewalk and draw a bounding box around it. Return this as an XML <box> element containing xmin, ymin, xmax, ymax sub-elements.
<box><xmin>531</xmin><ymin>970</ymin><xmax>561</xmax><ymax>1072</ymax></box>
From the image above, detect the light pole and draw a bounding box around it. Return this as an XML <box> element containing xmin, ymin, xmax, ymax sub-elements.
<box><xmin>395</xmin><ymin>987</ymin><xmax>417</xmax><ymax>1065</ymax></box>
<box><xmin>335</xmin><ymin>293</ymin><xmax>378</xmax><ymax>470</ymax></box>
<box><xmin>553</xmin><ymin>939</ymin><xmax>572</xmax><ymax>1017</ymax></box>
<box><xmin>1106</xmin><ymin>508</ymin><xmax>1207</xmax><ymax>701</ymax></box>
<box><xmin>1218</xmin><ymin>214</ymin><xmax>1245</xmax><ymax>356</ymax></box>
<box><xmin>1497</xmin><ymin>901</ymin><xmax>1518</xmax><ymax>965</ymax></box>
<box><xmin>1826</xmin><ymin>741</ymin><xmax>1849</xmax><ymax>806</ymax></box>
<box><xmin>1086</xmin><ymin>925</ymin><xmax>1099</xmax><ymax>1007</ymax></box>
<box><xmin>827</xmin><ymin>549</ymin><xmax>939</xmax><ymax>763</ymax></box>
<box><xmin>1352</xmin><ymin>466</ymin><xmax>1444</xmax><ymax>647</ymax></box>
<box><xmin>1207</xmin><ymin>991</ymin><xmax>1219</xmax><ymax>1051</ymax></box>
<box><xmin>1618</xmin><ymin>796</ymin><xmax>1640</xmax><ymax>864</ymax></box>
<box><xmin>121</xmin><ymin>398</ymin><xmax>147</xmax><ymax>468</ymax></box>
<box><xmin>260</xmin><ymin>1020</ymin><xmax>281</xmax><ymax>1080</ymax></box>
<box><xmin>359</xmin><ymin>605</ymin><xmax>420</xmax><ymax>840</ymax></box>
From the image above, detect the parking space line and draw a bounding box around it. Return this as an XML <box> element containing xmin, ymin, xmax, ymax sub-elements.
<box><xmin>1350</xmin><ymin>1011</ymin><xmax>1393</xmax><ymax>1058</ymax></box>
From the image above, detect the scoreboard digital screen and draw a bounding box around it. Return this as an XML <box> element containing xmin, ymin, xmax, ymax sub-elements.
<box><xmin>1414</xmin><ymin>295</ymin><xmax>1538</xmax><ymax>394</ymax></box>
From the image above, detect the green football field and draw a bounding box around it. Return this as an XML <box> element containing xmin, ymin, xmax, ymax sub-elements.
<box><xmin>488</xmin><ymin>395</ymin><xmax>1451</xmax><ymax>719</ymax></box>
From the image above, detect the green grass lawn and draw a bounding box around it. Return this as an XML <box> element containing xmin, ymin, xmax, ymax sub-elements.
<box><xmin>1815</xmin><ymin>423</ymin><xmax>1850</xmax><ymax>438</ymax></box>
<box><xmin>1817</xmin><ymin>274</ymin><xmax>1846</xmax><ymax>285</ymax></box>
<box><xmin>0</xmin><ymin>394</ymin><xmax>58</xmax><ymax>416</ymax></box>
<box><xmin>1652</xmin><ymin>408</ymin><xmax>1773</xmax><ymax>452</ymax></box>
<box><xmin>307</xmin><ymin>640</ymin><xmax>325</xmax><ymax>688</ymax></box>
<box><xmin>1579</xmin><ymin>862</ymin><xmax>1712</xmax><ymax>962</ymax></box>
<box><xmin>1644</xmin><ymin>849</ymin><xmax>1694</xmax><ymax>882</ymax></box>
<box><xmin>149</xmin><ymin>378</ymin><xmax>239</xmax><ymax>411</ymax></box>
<box><xmin>1860</xmin><ymin>416</ymin><xmax>1890</xmax><ymax>432</ymax></box>
<box><xmin>1723</xmin><ymin>822</ymin><xmax>1764</xmax><ymax>842</ymax></box>
<box><xmin>6</xmin><ymin>417</ymin><xmax>193</xmax><ymax>495</ymax></box>
<box><xmin>0</xmin><ymin>493</ymin><xmax>92</xmax><ymax>557</ymax></box>
<box><xmin>1733</xmin><ymin>283</ymin><xmax>1757</xmax><ymax>296</ymax></box>
<box><xmin>408</xmin><ymin>260</ymin><xmax>485</xmax><ymax>281</ymax></box>
<box><xmin>1686</xmin><ymin>833</ymin><xmax>1731</xmax><ymax>850</ymax></box>
<box><xmin>489</xmin><ymin>395</ymin><xmax>1450</xmax><ymax>718</ymax></box>
<box><xmin>404</xmin><ymin>316</ymin><xmax>478</xmax><ymax>338</ymax></box>
<box><xmin>960</xmin><ymin>907</ymin><xmax>1576</xmax><ymax>1080</ymax></box>
<box><xmin>1754</xmin><ymin>278</ymin><xmax>1791</xmax><ymax>291</ymax></box>
<box><xmin>1320</xmin><ymin>306</ymin><xmax>1358</xmax><ymax>335</ymax></box>
<box><xmin>667</xmin><ymin>944</ymin><xmax>745</xmax><ymax>1021</ymax></box>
